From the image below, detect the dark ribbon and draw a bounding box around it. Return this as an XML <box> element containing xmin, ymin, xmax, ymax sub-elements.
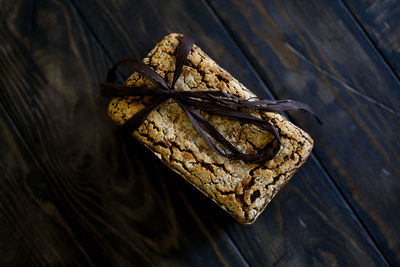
<box><xmin>101</xmin><ymin>35</ymin><xmax>321</xmax><ymax>164</ymax></box>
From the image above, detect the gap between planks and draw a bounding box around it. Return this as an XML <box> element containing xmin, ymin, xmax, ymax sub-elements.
<box><xmin>340</xmin><ymin>0</ymin><xmax>400</xmax><ymax>85</ymax></box>
<box><xmin>201</xmin><ymin>0</ymin><xmax>391</xmax><ymax>265</ymax></box>
<box><xmin>284</xmin><ymin>41</ymin><xmax>400</xmax><ymax>117</ymax></box>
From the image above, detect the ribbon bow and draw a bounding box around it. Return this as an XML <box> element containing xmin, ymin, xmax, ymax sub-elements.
<box><xmin>101</xmin><ymin>35</ymin><xmax>320</xmax><ymax>164</ymax></box>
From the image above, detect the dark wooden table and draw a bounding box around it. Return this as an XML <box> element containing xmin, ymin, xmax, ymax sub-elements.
<box><xmin>1</xmin><ymin>0</ymin><xmax>399</xmax><ymax>266</ymax></box>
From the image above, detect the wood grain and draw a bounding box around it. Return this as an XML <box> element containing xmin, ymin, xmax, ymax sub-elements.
<box><xmin>0</xmin><ymin>0</ymin><xmax>248</xmax><ymax>265</ymax></box>
<box><xmin>70</xmin><ymin>0</ymin><xmax>388</xmax><ymax>265</ymax></box>
<box><xmin>343</xmin><ymin>0</ymin><xmax>400</xmax><ymax>77</ymax></box>
<box><xmin>206</xmin><ymin>0</ymin><xmax>400</xmax><ymax>264</ymax></box>
<box><xmin>0</xmin><ymin>103</ymin><xmax>113</xmax><ymax>266</ymax></box>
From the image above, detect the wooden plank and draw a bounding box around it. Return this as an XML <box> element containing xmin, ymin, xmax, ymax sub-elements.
<box><xmin>205</xmin><ymin>0</ymin><xmax>400</xmax><ymax>264</ymax></box>
<box><xmin>343</xmin><ymin>0</ymin><xmax>400</xmax><ymax>77</ymax></box>
<box><xmin>0</xmin><ymin>0</ymin><xmax>248</xmax><ymax>265</ymax></box>
<box><xmin>0</xmin><ymin>107</ymin><xmax>87</xmax><ymax>266</ymax></box>
<box><xmin>70</xmin><ymin>0</ymin><xmax>388</xmax><ymax>265</ymax></box>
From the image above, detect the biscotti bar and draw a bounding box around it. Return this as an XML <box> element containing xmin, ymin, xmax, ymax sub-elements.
<box><xmin>106</xmin><ymin>33</ymin><xmax>313</xmax><ymax>224</ymax></box>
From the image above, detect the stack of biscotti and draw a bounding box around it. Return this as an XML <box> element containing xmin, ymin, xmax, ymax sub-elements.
<box><xmin>107</xmin><ymin>33</ymin><xmax>313</xmax><ymax>224</ymax></box>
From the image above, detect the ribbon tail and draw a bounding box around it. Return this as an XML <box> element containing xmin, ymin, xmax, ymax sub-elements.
<box><xmin>121</xmin><ymin>99</ymin><xmax>165</xmax><ymax>133</ymax></box>
<box><xmin>181</xmin><ymin>98</ymin><xmax>281</xmax><ymax>141</ymax></box>
<box><xmin>177</xmin><ymin>101</ymin><xmax>230</xmax><ymax>156</ymax></box>
<box><xmin>242</xmin><ymin>99</ymin><xmax>322</xmax><ymax>124</ymax></box>
<box><xmin>206</xmin><ymin>95</ymin><xmax>322</xmax><ymax>124</ymax></box>
<box><xmin>177</xmin><ymin>100</ymin><xmax>280</xmax><ymax>163</ymax></box>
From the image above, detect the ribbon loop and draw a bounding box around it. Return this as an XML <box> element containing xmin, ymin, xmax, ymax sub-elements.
<box><xmin>101</xmin><ymin>35</ymin><xmax>320</xmax><ymax>164</ymax></box>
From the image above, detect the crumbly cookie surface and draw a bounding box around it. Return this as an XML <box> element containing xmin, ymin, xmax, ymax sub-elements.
<box><xmin>107</xmin><ymin>33</ymin><xmax>313</xmax><ymax>224</ymax></box>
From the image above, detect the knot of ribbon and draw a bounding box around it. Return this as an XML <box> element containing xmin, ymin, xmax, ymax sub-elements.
<box><xmin>101</xmin><ymin>35</ymin><xmax>320</xmax><ymax>164</ymax></box>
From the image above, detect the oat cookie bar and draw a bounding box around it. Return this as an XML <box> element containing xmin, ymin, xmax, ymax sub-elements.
<box><xmin>107</xmin><ymin>33</ymin><xmax>313</xmax><ymax>224</ymax></box>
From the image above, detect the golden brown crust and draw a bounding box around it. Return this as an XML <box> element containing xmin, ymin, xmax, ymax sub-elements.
<box><xmin>107</xmin><ymin>33</ymin><xmax>313</xmax><ymax>224</ymax></box>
